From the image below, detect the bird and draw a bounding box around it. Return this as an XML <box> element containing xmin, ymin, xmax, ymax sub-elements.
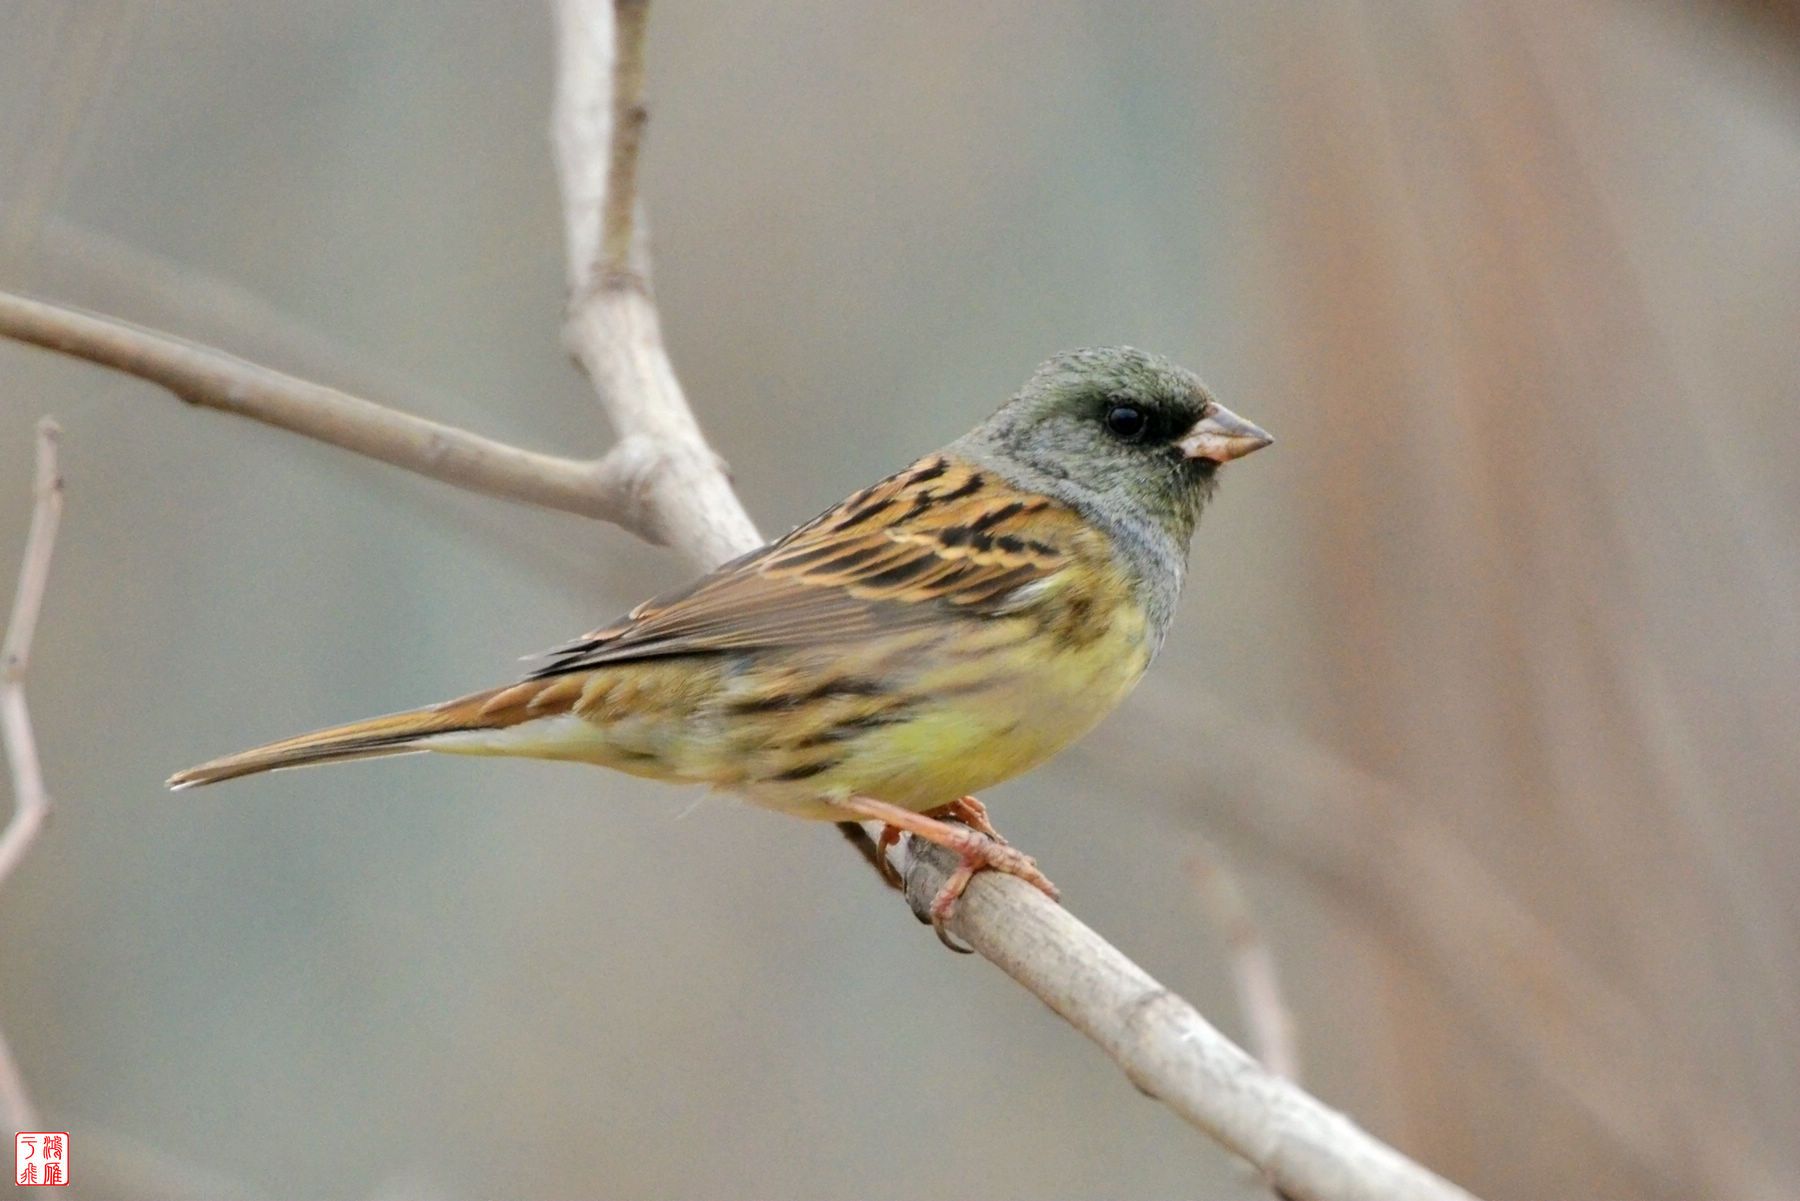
<box><xmin>169</xmin><ymin>346</ymin><xmax>1271</xmax><ymax>932</ymax></box>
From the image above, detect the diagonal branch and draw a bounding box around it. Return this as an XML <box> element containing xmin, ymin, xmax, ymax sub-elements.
<box><xmin>0</xmin><ymin>418</ymin><xmax>62</xmax><ymax>889</ymax></box>
<box><xmin>1189</xmin><ymin>845</ymin><xmax>1301</xmax><ymax>1083</ymax></box>
<box><xmin>904</xmin><ymin>844</ymin><xmax>1473</xmax><ymax>1201</ymax></box>
<box><xmin>0</xmin><ymin>417</ymin><xmax>65</xmax><ymax>1136</ymax></box>
<box><xmin>0</xmin><ymin>290</ymin><xmax>682</xmax><ymax>541</ymax></box>
<box><xmin>547</xmin><ymin>14</ymin><xmax>1470</xmax><ymax>1192</ymax></box>
<box><xmin>1093</xmin><ymin>685</ymin><xmax>1798</xmax><ymax>1200</ymax></box>
<box><xmin>0</xmin><ymin>3</ymin><xmax>1484</xmax><ymax>1197</ymax></box>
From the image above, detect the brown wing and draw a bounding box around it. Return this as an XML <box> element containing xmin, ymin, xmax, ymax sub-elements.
<box><xmin>530</xmin><ymin>454</ymin><xmax>1076</xmax><ymax>676</ymax></box>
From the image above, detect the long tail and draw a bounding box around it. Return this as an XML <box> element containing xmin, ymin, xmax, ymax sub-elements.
<box><xmin>166</xmin><ymin>685</ymin><xmax>531</xmax><ymax>790</ymax></box>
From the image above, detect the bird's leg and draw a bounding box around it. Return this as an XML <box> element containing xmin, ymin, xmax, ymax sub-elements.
<box><xmin>876</xmin><ymin>823</ymin><xmax>905</xmax><ymax>886</ymax></box>
<box><xmin>828</xmin><ymin>796</ymin><xmax>1059</xmax><ymax>934</ymax></box>
<box><xmin>935</xmin><ymin>794</ymin><xmax>1005</xmax><ymax>843</ymax></box>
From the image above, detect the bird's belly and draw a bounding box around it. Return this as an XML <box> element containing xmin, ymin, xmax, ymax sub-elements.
<box><xmin>733</xmin><ymin>613</ymin><xmax>1154</xmax><ymax>819</ymax></box>
<box><xmin>432</xmin><ymin>608</ymin><xmax>1154</xmax><ymax>820</ymax></box>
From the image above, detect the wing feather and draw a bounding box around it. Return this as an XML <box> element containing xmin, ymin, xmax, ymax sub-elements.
<box><xmin>531</xmin><ymin>455</ymin><xmax>1077</xmax><ymax>676</ymax></box>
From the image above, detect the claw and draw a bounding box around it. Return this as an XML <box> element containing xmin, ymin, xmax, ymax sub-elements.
<box><xmin>828</xmin><ymin>794</ymin><xmax>1060</xmax><ymax>950</ymax></box>
<box><xmin>876</xmin><ymin>823</ymin><xmax>905</xmax><ymax>887</ymax></box>
<box><xmin>939</xmin><ymin>795</ymin><xmax>1004</xmax><ymax>843</ymax></box>
<box><xmin>926</xmin><ymin>834</ymin><xmax>1058</xmax><ymax>926</ymax></box>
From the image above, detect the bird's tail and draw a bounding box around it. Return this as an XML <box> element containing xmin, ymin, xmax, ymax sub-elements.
<box><xmin>166</xmin><ymin>685</ymin><xmax>534</xmax><ymax>790</ymax></box>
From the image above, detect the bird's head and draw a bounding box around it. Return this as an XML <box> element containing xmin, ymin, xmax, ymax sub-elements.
<box><xmin>958</xmin><ymin>346</ymin><xmax>1271</xmax><ymax>545</ymax></box>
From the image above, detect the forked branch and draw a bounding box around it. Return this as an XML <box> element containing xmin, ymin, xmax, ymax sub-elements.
<box><xmin>552</xmin><ymin>0</ymin><xmax>762</xmax><ymax>569</ymax></box>
<box><xmin>0</xmin><ymin>417</ymin><xmax>65</xmax><ymax>1135</ymax></box>
<box><xmin>0</xmin><ymin>3</ymin><xmax>1481</xmax><ymax>1198</ymax></box>
<box><xmin>0</xmin><ymin>290</ymin><xmax>679</xmax><ymax>540</ymax></box>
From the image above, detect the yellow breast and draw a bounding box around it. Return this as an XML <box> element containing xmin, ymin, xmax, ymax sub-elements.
<box><xmin>434</xmin><ymin>526</ymin><xmax>1156</xmax><ymax>821</ymax></box>
<box><xmin>732</xmin><ymin>533</ymin><xmax>1154</xmax><ymax>817</ymax></box>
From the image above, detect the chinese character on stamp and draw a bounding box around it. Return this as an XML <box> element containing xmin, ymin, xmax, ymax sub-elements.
<box><xmin>15</xmin><ymin>1132</ymin><xmax>69</xmax><ymax>1187</ymax></box>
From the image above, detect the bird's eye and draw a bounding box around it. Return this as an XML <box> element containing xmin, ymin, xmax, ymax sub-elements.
<box><xmin>1104</xmin><ymin>404</ymin><xmax>1148</xmax><ymax>440</ymax></box>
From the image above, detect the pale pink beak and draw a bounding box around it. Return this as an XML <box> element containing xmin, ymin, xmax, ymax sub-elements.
<box><xmin>1177</xmin><ymin>403</ymin><xmax>1273</xmax><ymax>463</ymax></box>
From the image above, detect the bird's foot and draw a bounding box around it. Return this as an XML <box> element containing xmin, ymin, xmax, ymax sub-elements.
<box><xmin>927</xmin><ymin>833</ymin><xmax>1055</xmax><ymax>925</ymax></box>
<box><xmin>936</xmin><ymin>794</ymin><xmax>1005</xmax><ymax>844</ymax></box>
<box><xmin>830</xmin><ymin>795</ymin><xmax>1059</xmax><ymax>947</ymax></box>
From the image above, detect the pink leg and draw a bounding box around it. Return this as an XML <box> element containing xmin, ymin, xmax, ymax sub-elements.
<box><xmin>937</xmin><ymin>794</ymin><xmax>1005</xmax><ymax>843</ymax></box>
<box><xmin>831</xmin><ymin>795</ymin><xmax>1058</xmax><ymax>930</ymax></box>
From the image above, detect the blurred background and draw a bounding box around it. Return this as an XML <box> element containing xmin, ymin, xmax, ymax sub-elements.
<box><xmin>2</xmin><ymin>2</ymin><xmax>1797</xmax><ymax>1198</ymax></box>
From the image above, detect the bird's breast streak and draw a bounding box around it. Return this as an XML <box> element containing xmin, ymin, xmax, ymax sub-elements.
<box><xmin>745</xmin><ymin>592</ymin><xmax>1153</xmax><ymax>818</ymax></box>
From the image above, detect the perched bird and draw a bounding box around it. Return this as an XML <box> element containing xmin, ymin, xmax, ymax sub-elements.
<box><xmin>169</xmin><ymin>347</ymin><xmax>1270</xmax><ymax>930</ymax></box>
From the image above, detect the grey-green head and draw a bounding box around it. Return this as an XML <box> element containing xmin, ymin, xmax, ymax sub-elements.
<box><xmin>953</xmin><ymin>346</ymin><xmax>1271</xmax><ymax>637</ymax></box>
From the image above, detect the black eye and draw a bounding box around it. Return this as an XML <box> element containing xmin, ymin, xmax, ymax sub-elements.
<box><xmin>1104</xmin><ymin>404</ymin><xmax>1147</xmax><ymax>440</ymax></box>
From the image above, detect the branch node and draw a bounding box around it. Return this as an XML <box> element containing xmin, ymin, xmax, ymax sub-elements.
<box><xmin>594</xmin><ymin>434</ymin><xmax>675</xmax><ymax>545</ymax></box>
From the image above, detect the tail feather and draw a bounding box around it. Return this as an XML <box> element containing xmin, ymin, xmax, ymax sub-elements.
<box><xmin>167</xmin><ymin>686</ymin><xmax>518</xmax><ymax>790</ymax></box>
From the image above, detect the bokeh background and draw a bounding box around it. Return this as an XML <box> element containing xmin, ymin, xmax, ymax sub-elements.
<box><xmin>2</xmin><ymin>2</ymin><xmax>1797</xmax><ymax>1198</ymax></box>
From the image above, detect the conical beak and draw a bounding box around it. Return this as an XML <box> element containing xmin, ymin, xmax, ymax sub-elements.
<box><xmin>1177</xmin><ymin>403</ymin><xmax>1273</xmax><ymax>463</ymax></box>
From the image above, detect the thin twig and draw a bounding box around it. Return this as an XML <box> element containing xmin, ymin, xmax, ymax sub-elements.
<box><xmin>1188</xmin><ymin>845</ymin><xmax>1301</xmax><ymax>1083</ymax></box>
<box><xmin>0</xmin><ymin>417</ymin><xmax>64</xmax><ymax>1135</ymax></box>
<box><xmin>0</xmin><ymin>418</ymin><xmax>62</xmax><ymax>883</ymax></box>
<box><xmin>601</xmin><ymin>0</ymin><xmax>651</xmax><ymax>279</ymax></box>
<box><xmin>552</xmin><ymin>0</ymin><xmax>763</xmax><ymax>571</ymax></box>
<box><xmin>1093</xmin><ymin>683</ymin><xmax>1799</xmax><ymax>1200</ymax></box>
<box><xmin>903</xmin><ymin>840</ymin><xmax>1475</xmax><ymax>1201</ymax></box>
<box><xmin>0</xmin><ymin>290</ymin><xmax>677</xmax><ymax>540</ymax></box>
<box><xmin>0</xmin><ymin>6</ymin><xmax>1490</xmax><ymax>1198</ymax></box>
<box><xmin>564</xmin><ymin>5</ymin><xmax>1472</xmax><ymax>1192</ymax></box>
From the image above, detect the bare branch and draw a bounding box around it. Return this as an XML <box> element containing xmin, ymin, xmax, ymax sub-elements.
<box><xmin>0</xmin><ymin>6</ymin><xmax>1489</xmax><ymax>1197</ymax></box>
<box><xmin>0</xmin><ymin>418</ymin><xmax>61</xmax><ymax>885</ymax></box>
<box><xmin>601</xmin><ymin>0</ymin><xmax>651</xmax><ymax>278</ymax></box>
<box><xmin>546</xmin><ymin>6</ymin><xmax>1478</xmax><ymax>1195</ymax></box>
<box><xmin>1094</xmin><ymin>685</ymin><xmax>1799</xmax><ymax>1200</ymax></box>
<box><xmin>0</xmin><ymin>1036</ymin><xmax>37</xmax><ymax>1146</ymax></box>
<box><xmin>903</xmin><ymin>842</ymin><xmax>1475</xmax><ymax>1201</ymax></box>
<box><xmin>0</xmin><ymin>417</ymin><xmax>65</xmax><ymax>1135</ymax></box>
<box><xmin>0</xmin><ymin>290</ymin><xmax>677</xmax><ymax>539</ymax></box>
<box><xmin>552</xmin><ymin>0</ymin><xmax>763</xmax><ymax>570</ymax></box>
<box><xmin>1189</xmin><ymin>846</ymin><xmax>1301</xmax><ymax>1083</ymax></box>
